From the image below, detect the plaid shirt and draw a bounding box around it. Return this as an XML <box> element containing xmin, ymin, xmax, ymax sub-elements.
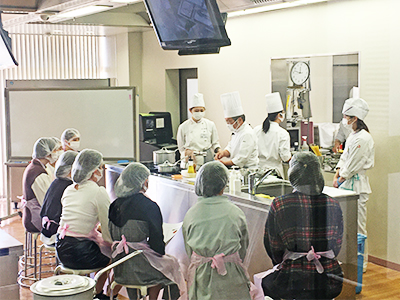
<box><xmin>264</xmin><ymin>191</ymin><xmax>343</xmax><ymax>292</ymax></box>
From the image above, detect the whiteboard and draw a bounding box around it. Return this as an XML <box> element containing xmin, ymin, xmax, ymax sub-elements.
<box><xmin>6</xmin><ymin>87</ymin><xmax>137</xmax><ymax>160</ymax></box>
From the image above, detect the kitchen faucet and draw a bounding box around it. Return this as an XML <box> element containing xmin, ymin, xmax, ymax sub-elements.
<box><xmin>248</xmin><ymin>169</ymin><xmax>274</xmax><ymax>195</ymax></box>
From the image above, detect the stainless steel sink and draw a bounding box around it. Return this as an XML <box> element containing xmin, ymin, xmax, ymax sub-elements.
<box><xmin>241</xmin><ymin>181</ymin><xmax>293</xmax><ymax>198</ymax></box>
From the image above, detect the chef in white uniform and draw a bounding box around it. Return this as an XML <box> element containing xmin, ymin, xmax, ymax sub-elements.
<box><xmin>333</xmin><ymin>87</ymin><xmax>359</xmax><ymax>153</ymax></box>
<box><xmin>333</xmin><ymin>97</ymin><xmax>374</xmax><ymax>271</ymax></box>
<box><xmin>215</xmin><ymin>91</ymin><xmax>259</xmax><ymax>168</ymax></box>
<box><xmin>177</xmin><ymin>93</ymin><xmax>221</xmax><ymax>163</ymax></box>
<box><xmin>254</xmin><ymin>92</ymin><xmax>291</xmax><ymax>178</ymax></box>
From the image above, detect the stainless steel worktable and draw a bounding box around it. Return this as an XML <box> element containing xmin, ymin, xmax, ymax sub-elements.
<box><xmin>106</xmin><ymin>164</ymin><xmax>358</xmax><ymax>299</ymax></box>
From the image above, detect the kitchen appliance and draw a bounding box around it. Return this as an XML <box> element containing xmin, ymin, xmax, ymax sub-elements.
<box><xmin>139</xmin><ymin>112</ymin><xmax>178</xmax><ymax>162</ymax></box>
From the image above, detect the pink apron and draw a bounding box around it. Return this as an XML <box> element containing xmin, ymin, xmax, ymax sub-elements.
<box><xmin>187</xmin><ymin>251</ymin><xmax>264</xmax><ymax>300</ymax></box>
<box><xmin>58</xmin><ymin>223</ymin><xmax>112</xmax><ymax>258</ymax></box>
<box><xmin>112</xmin><ymin>235</ymin><xmax>188</xmax><ymax>300</ymax></box>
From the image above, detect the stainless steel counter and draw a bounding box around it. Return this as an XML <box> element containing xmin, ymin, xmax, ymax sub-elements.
<box><xmin>106</xmin><ymin>164</ymin><xmax>358</xmax><ymax>299</ymax></box>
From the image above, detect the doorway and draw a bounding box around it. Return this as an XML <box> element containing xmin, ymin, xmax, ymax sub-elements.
<box><xmin>165</xmin><ymin>68</ymin><xmax>198</xmax><ymax>139</ymax></box>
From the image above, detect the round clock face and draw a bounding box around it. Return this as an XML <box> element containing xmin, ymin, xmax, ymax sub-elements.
<box><xmin>290</xmin><ymin>62</ymin><xmax>310</xmax><ymax>85</ymax></box>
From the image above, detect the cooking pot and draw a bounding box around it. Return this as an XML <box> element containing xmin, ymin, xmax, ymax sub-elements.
<box><xmin>153</xmin><ymin>147</ymin><xmax>176</xmax><ymax>165</ymax></box>
<box><xmin>193</xmin><ymin>151</ymin><xmax>207</xmax><ymax>169</ymax></box>
<box><xmin>30</xmin><ymin>275</ymin><xmax>95</xmax><ymax>300</ymax></box>
<box><xmin>156</xmin><ymin>160</ymin><xmax>179</xmax><ymax>173</ymax></box>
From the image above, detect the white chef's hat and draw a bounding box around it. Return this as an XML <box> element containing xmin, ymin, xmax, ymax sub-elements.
<box><xmin>220</xmin><ymin>91</ymin><xmax>244</xmax><ymax>118</ymax></box>
<box><xmin>189</xmin><ymin>93</ymin><xmax>205</xmax><ymax>109</ymax></box>
<box><xmin>342</xmin><ymin>98</ymin><xmax>369</xmax><ymax>120</ymax></box>
<box><xmin>265</xmin><ymin>92</ymin><xmax>283</xmax><ymax>114</ymax></box>
<box><xmin>349</xmin><ymin>86</ymin><xmax>360</xmax><ymax>98</ymax></box>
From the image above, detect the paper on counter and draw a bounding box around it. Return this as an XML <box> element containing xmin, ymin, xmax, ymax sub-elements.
<box><xmin>163</xmin><ymin>222</ymin><xmax>183</xmax><ymax>244</ymax></box>
<box><xmin>323</xmin><ymin>186</ymin><xmax>357</xmax><ymax>197</ymax></box>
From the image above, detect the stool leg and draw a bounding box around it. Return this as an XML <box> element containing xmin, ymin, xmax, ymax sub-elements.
<box><xmin>24</xmin><ymin>232</ymin><xmax>28</xmax><ymax>276</ymax></box>
<box><xmin>39</xmin><ymin>244</ymin><xmax>43</xmax><ymax>280</ymax></box>
<box><xmin>33</xmin><ymin>236</ymin><xmax>38</xmax><ymax>281</ymax></box>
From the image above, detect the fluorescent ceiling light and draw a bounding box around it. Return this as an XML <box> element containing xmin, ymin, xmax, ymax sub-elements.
<box><xmin>54</xmin><ymin>5</ymin><xmax>112</xmax><ymax>19</ymax></box>
<box><xmin>109</xmin><ymin>0</ymin><xmax>142</xmax><ymax>3</ymax></box>
<box><xmin>228</xmin><ymin>0</ymin><xmax>328</xmax><ymax>18</ymax></box>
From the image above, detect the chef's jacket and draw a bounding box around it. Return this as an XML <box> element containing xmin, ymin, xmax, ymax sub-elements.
<box><xmin>225</xmin><ymin>122</ymin><xmax>259</xmax><ymax>168</ymax></box>
<box><xmin>336</xmin><ymin>122</ymin><xmax>352</xmax><ymax>143</ymax></box>
<box><xmin>177</xmin><ymin>118</ymin><xmax>220</xmax><ymax>161</ymax></box>
<box><xmin>336</xmin><ymin>129</ymin><xmax>374</xmax><ymax>194</ymax></box>
<box><xmin>254</xmin><ymin>122</ymin><xmax>291</xmax><ymax>177</ymax></box>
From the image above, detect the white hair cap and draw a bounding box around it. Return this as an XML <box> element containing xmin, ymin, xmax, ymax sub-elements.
<box><xmin>221</xmin><ymin>91</ymin><xmax>244</xmax><ymax>118</ymax></box>
<box><xmin>114</xmin><ymin>163</ymin><xmax>150</xmax><ymax>198</ymax></box>
<box><xmin>349</xmin><ymin>86</ymin><xmax>360</xmax><ymax>98</ymax></box>
<box><xmin>265</xmin><ymin>92</ymin><xmax>283</xmax><ymax>114</ymax></box>
<box><xmin>189</xmin><ymin>93</ymin><xmax>205</xmax><ymax>109</ymax></box>
<box><xmin>55</xmin><ymin>151</ymin><xmax>78</xmax><ymax>178</ymax></box>
<box><xmin>32</xmin><ymin>137</ymin><xmax>58</xmax><ymax>159</ymax></box>
<box><xmin>195</xmin><ymin>161</ymin><xmax>229</xmax><ymax>197</ymax></box>
<box><xmin>342</xmin><ymin>98</ymin><xmax>369</xmax><ymax>120</ymax></box>
<box><xmin>71</xmin><ymin>149</ymin><xmax>103</xmax><ymax>184</ymax></box>
<box><xmin>61</xmin><ymin>128</ymin><xmax>80</xmax><ymax>147</ymax></box>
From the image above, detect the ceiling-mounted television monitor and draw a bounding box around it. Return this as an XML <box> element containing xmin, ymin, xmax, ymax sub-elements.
<box><xmin>0</xmin><ymin>19</ymin><xmax>18</xmax><ymax>70</ymax></box>
<box><xmin>143</xmin><ymin>0</ymin><xmax>231</xmax><ymax>52</ymax></box>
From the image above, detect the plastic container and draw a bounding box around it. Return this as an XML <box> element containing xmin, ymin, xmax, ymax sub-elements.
<box><xmin>301</xmin><ymin>136</ymin><xmax>309</xmax><ymax>152</ymax></box>
<box><xmin>356</xmin><ymin>233</ymin><xmax>367</xmax><ymax>294</ymax></box>
<box><xmin>229</xmin><ymin>167</ymin><xmax>241</xmax><ymax>193</ymax></box>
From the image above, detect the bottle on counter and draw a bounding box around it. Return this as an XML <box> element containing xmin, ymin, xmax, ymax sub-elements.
<box><xmin>187</xmin><ymin>158</ymin><xmax>195</xmax><ymax>174</ymax></box>
<box><xmin>229</xmin><ymin>166</ymin><xmax>241</xmax><ymax>193</ymax></box>
<box><xmin>234</xmin><ymin>171</ymin><xmax>241</xmax><ymax>192</ymax></box>
<box><xmin>301</xmin><ymin>136</ymin><xmax>309</xmax><ymax>152</ymax></box>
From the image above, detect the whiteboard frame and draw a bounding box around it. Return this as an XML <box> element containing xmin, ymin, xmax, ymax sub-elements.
<box><xmin>5</xmin><ymin>86</ymin><xmax>139</xmax><ymax>162</ymax></box>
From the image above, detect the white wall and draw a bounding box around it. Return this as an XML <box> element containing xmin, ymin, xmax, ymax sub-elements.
<box><xmin>119</xmin><ymin>0</ymin><xmax>400</xmax><ymax>264</ymax></box>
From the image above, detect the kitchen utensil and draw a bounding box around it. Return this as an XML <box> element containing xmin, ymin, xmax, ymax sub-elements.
<box><xmin>156</xmin><ymin>160</ymin><xmax>179</xmax><ymax>173</ymax></box>
<box><xmin>193</xmin><ymin>151</ymin><xmax>206</xmax><ymax>167</ymax></box>
<box><xmin>153</xmin><ymin>147</ymin><xmax>176</xmax><ymax>165</ymax></box>
<box><xmin>30</xmin><ymin>275</ymin><xmax>95</xmax><ymax>300</ymax></box>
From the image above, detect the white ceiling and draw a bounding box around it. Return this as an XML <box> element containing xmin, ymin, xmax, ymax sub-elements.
<box><xmin>0</xmin><ymin>0</ymin><xmax>288</xmax><ymax>36</ymax></box>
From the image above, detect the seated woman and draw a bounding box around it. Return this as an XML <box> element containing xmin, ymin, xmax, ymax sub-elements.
<box><xmin>109</xmin><ymin>162</ymin><xmax>186</xmax><ymax>300</ymax></box>
<box><xmin>40</xmin><ymin>150</ymin><xmax>78</xmax><ymax>245</ymax></box>
<box><xmin>182</xmin><ymin>161</ymin><xmax>252</xmax><ymax>300</ymax></box>
<box><xmin>262</xmin><ymin>152</ymin><xmax>343</xmax><ymax>300</ymax></box>
<box><xmin>46</xmin><ymin>137</ymin><xmax>63</xmax><ymax>182</ymax></box>
<box><xmin>56</xmin><ymin>149</ymin><xmax>112</xmax><ymax>300</ymax></box>
<box><xmin>22</xmin><ymin>137</ymin><xmax>62</xmax><ymax>233</ymax></box>
<box><xmin>61</xmin><ymin>128</ymin><xmax>81</xmax><ymax>152</ymax></box>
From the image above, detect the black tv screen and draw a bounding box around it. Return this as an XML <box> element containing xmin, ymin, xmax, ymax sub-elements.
<box><xmin>0</xmin><ymin>21</ymin><xmax>18</xmax><ymax>69</ymax></box>
<box><xmin>143</xmin><ymin>0</ymin><xmax>231</xmax><ymax>51</ymax></box>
